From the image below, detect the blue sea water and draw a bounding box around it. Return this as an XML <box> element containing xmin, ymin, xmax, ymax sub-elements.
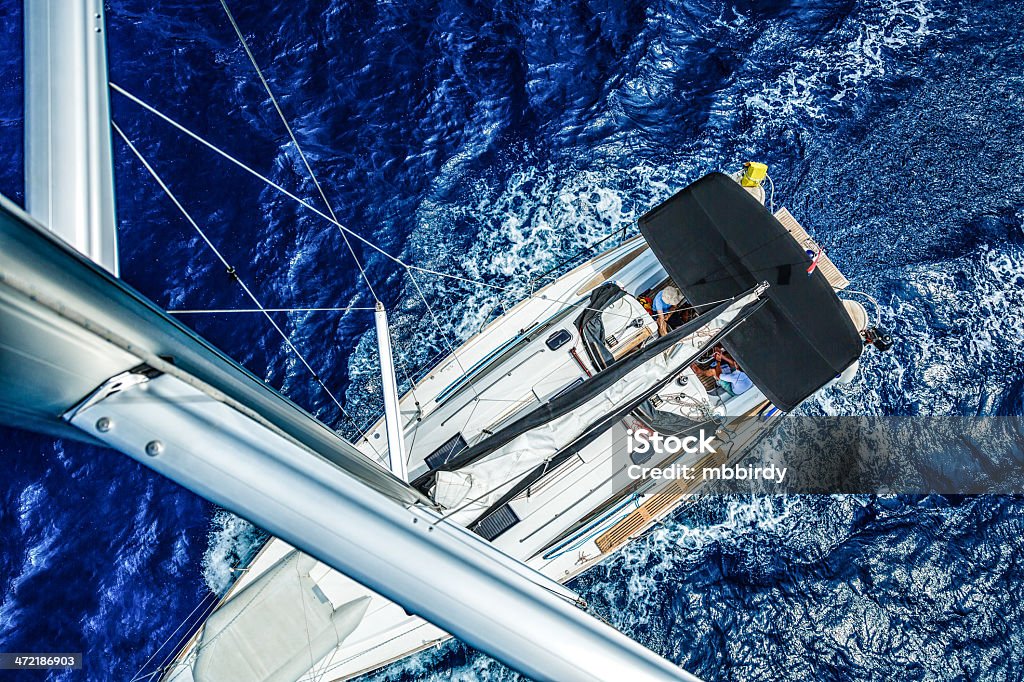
<box><xmin>1</xmin><ymin>0</ymin><xmax>1023</xmax><ymax>680</ymax></box>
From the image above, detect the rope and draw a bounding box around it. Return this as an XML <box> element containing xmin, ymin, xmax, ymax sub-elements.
<box><xmin>168</xmin><ymin>306</ymin><xmax>376</xmax><ymax>314</ymax></box>
<box><xmin>840</xmin><ymin>288</ymin><xmax>882</xmax><ymax>328</ymax></box>
<box><xmin>217</xmin><ymin>0</ymin><xmax>380</xmax><ymax>305</ymax></box>
<box><xmin>112</xmin><ymin>121</ymin><xmax>363</xmax><ymax>434</ymax></box>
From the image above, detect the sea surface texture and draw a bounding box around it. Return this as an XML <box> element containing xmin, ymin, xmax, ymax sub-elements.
<box><xmin>1</xmin><ymin>1</ymin><xmax>1023</xmax><ymax>680</ymax></box>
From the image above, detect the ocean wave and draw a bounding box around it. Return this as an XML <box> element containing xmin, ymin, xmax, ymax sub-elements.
<box><xmin>745</xmin><ymin>0</ymin><xmax>939</xmax><ymax>124</ymax></box>
<box><xmin>201</xmin><ymin>510</ymin><xmax>267</xmax><ymax>595</ymax></box>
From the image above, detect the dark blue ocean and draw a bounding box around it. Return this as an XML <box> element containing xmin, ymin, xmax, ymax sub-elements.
<box><xmin>2</xmin><ymin>0</ymin><xmax>1024</xmax><ymax>680</ymax></box>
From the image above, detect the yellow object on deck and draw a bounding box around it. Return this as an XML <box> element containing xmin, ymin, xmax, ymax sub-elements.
<box><xmin>740</xmin><ymin>161</ymin><xmax>768</xmax><ymax>187</ymax></box>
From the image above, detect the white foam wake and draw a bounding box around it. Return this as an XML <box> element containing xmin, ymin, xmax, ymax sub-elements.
<box><xmin>201</xmin><ymin>510</ymin><xmax>267</xmax><ymax>595</ymax></box>
<box><xmin>745</xmin><ymin>0</ymin><xmax>939</xmax><ymax>123</ymax></box>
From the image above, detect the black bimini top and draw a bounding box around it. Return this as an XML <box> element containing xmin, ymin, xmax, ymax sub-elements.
<box><xmin>639</xmin><ymin>172</ymin><xmax>862</xmax><ymax>411</ymax></box>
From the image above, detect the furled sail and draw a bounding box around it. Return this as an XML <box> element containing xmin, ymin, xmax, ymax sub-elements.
<box><xmin>415</xmin><ymin>292</ymin><xmax>740</xmax><ymax>494</ymax></box>
<box><xmin>464</xmin><ymin>296</ymin><xmax>769</xmax><ymax>532</ymax></box>
<box><xmin>432</xmin><ymin>289</ymin><xmax>762</xmax><ymax>524</ymax></box>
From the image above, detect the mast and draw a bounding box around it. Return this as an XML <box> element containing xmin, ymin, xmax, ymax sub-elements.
<box><xmin>0</xmin><ymin>197</ymin><xmax>700</xmax><ymax>682</ymax></box>
<box><xmin>375</xmin><ymin>301</ymin><xmax>409</xmax><ymax>481</ymax></box>
<box><xmin>2</xmin><ymin>9</ymin><xmax>704</xmax><ymax>680</ymax></box>
<box><xmin>24</xmin><ymin>0</ymin><xmax>119</xmax><ymax>274</ymax></box>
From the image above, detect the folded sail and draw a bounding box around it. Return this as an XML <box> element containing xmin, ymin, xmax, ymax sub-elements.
<box><xmin>415</xmin><ymin>293</ymin><xmax>740</xmax><ymax>495</ymax></box>
<box><xmin>433</xmin><ymin>292</ymin><xmax>758</xmax><ymax>523</ymax></box>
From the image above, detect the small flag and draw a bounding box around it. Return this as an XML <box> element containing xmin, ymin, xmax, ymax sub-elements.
<box><xmin>806</xmin><ymin>248</ymin><xmax>821</xmax><ymax>275</ymax></box>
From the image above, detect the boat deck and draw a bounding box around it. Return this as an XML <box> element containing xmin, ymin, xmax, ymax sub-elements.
<box><xmin>158</xmin><ymin>185</ymin><xmax>858</xmax><ymax>682</ymax></box>
<box><xmin>774</xmin><ymin>207</ymin><xmax>849</xmax><ymax>290</ymax></box>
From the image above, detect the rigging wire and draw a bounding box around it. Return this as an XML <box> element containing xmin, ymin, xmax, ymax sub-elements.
<box><xmin>144</xmin><ymin>593</ymin><xmax>223</xmax><ymax>680</ymax></box>
<box><xmin>112</xmin><ymin>77</ymin><xmax>754</xmax><ymax>414</ymax></box>
<box><xmin>109</xmin><ymin>83</ymin><xmax>486</xmax><ymax>291</ymax></box>
<box><xmin>127</xmin><ymin>589</ymin><xmax>220</xmax><ymax>682</ymax></box>
<box><xmin>157</xmin><ymin>549</ymin><xmax>302</xmax><ymax>677</ymax></box>
<box><xmin>112</xmin><ymin>120</ymin><xmax>366</xmax><ymax>438</ymax></box>
<box><xmin>168</xmin><ymin>306</ymin><xmax>376</xmax><ymax>314</ymax></box>
<box><xmin>109</xmin><ymin>83</ymin><xmax>664</xmax><ymax>313</ymax></box>
<box><xmin>217</xmin><ymin>0</ymin><xmax>380</xmax><ymax>305</ymax></box>
<box><xmin>111</xmin><ymin>83</ymin><xmax>726</xmax><ymax>332</ymax></box>
<box><xmin>391</xmin><ymin>345</ymin><xmax>424</xmax><ymax>428</ymax></box>
<box><xmin>214</xmin><ymin>1</ymin><xmax>487</xmax><ymax>415</ymax></box>
<box><xmin>406</xmin><ymin>267</ymin><xmax>482</xmax><ymax>400</ymax></box>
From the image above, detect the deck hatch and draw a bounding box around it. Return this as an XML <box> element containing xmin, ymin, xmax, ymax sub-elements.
<box><xmin>545</xmin><ymin>329</ymin><xmax>572</xmax><ymax>350</ymax></box>
<box><xmin>547</xmin><ymin>377</ymin><xmax>586</xmax><ymax>401</ymax></box>
<box><xmin>425</xmin><ymin>433</ymin><xmax>469</xmax><ymax>471</ymax></box>
<box><xmin>474</xmin><ymin>504</ymin><xmax>520</xmax><ymax>541</ymax></box>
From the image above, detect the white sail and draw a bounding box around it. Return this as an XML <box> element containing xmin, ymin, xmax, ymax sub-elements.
<box><xmin>169</xmin><ymin>551</ymin><xmax>370</xmax><ymax>682</ymax></box>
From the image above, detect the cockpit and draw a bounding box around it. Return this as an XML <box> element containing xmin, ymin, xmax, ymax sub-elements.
<box><xmin>575</xmin><ymin>278</ymin><xmax>766</xmax><ymax>429</ymax></box>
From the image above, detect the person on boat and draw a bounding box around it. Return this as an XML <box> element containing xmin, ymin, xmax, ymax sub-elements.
<box><xmin>652</xmin><ymin>286</ymin><xmax>683</xmax><ymax>335</ymax></box>
<box><xmin>691</xmin><ymin>347</ymin><xmax>753</xmax><ymax>397</ymax></box>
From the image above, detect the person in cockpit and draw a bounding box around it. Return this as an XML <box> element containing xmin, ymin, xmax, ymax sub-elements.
<box><xmin>651</xmin><ymin>285</ymin><xmax>683</xmax><ymax>336</ymax></box>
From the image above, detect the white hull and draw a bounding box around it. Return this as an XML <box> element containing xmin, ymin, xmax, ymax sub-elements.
<box><xmin>162</xmin><ymin>185</ymin><xmax>846</xmax><ymax>682</ymax></box>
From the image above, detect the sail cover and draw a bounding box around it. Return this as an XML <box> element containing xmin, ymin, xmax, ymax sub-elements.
<box><xmin>638</xmin><ymin>173</ymin><xmax>862</xmax><ymax>411</ymax></box>
<box><xmin>433</xmin><ymin>321</ymin><xmax>717</xmax><ymax>523</ymax></box>
<box><xmin>412</xmin><ymin>293</ymin><xmax>739</xmax><ymax>494</ymax></box>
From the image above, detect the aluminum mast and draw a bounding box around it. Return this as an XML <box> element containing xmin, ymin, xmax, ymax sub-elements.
<box><xmin>1</xmin><ymin>6</ymin><xmax>703</xmax><ymax>680</ymax></box>
<box><xmin>24</xmin><ymin>0</ymin><xmax>119</xmax><ymax>273</ymax></box>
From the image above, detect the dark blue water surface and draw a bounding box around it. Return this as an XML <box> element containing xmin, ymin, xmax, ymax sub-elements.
<box><xmin>2</xmin><ymin>0</ymin><xmax>1024</xmax><ymax>680</ymax></box>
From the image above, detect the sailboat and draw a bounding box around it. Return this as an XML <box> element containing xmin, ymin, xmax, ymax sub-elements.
<box><xmin>0</xmin><ymin>4</ymin><xmax>889</xmax><ymax>682</ymax></box>
<box><xmin>149</xmin><ymin>162</ymin><xmax>881</xmax><ymax>681</ymax></box>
